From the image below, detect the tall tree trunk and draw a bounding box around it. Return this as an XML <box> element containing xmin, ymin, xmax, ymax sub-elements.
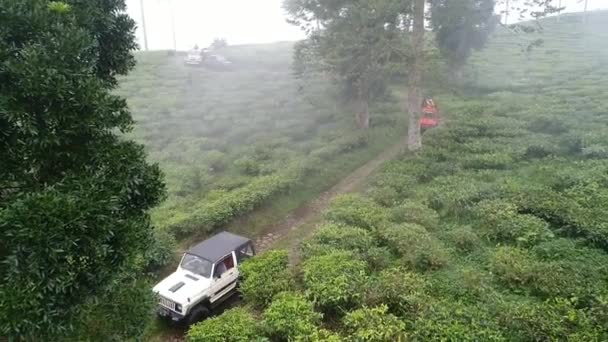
<box><xmin>355</xmin><ymin>86</ymin><xmax>370</xmax><ymax>129</ymax></box>
<box><xmin>407</xmin><ymin>0</ymin><xmax>425</xmax><ymax>151</ymax></box>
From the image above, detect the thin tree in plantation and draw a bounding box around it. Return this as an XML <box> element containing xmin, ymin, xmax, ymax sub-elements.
<box><xmin>0</xmin><ymin>0</ymin><xmax>164</xmax><ymax>339</ymax></box>
<box><xmin>284</xmin><ymin>0</ymin><xmax>407</xmax><ymax>129</ymax></box>
<box><xmin>407</xmin><ymin>0</ymin><xmax>425</xmax><ymax>151</ymax></box>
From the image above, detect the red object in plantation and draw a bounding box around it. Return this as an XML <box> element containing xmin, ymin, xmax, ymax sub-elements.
<box><xmin>420</xmin><ymin>99</ymin><xmax>440</xmax><ymax>129</ymax></box>
<box><xmin>420</xmin><ymin>115</ymin><xmax>439</xmax><ymax>129</ymax></box>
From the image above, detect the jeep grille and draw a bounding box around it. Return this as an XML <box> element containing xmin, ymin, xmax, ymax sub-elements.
<box><xmin>159</xmin><ymin>296</ymin><xmax>176</xmax><ymax>311</ymax></box>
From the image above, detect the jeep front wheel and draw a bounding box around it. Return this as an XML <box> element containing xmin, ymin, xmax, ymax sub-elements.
<box><xmin>186</xmin><ymin>305</ymin><xmax>210</xmax><ymax>325</ymax></box>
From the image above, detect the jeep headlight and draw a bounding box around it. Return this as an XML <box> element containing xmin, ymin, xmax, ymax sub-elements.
<box><xmin>175</xmin><ymin>304</ymin><xmax>182</xmax><ymax>313</ymax></box>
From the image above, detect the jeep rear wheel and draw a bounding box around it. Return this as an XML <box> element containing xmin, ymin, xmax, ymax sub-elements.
<box><xmin>186</xmin><ymin>305</ymin><xmax>210</xmax><ymax>325</ymax></box>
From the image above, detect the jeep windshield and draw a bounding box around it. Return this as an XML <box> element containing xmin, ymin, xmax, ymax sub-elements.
<box><xmin>180</xmin><ymin>253</ymin><xmax>212</xmax><ymax>278</ymax></box>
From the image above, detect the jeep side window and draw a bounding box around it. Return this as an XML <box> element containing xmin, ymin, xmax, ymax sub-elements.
<box><xmin>214</xmin><ymin>254</ymin><xmax>234</xmax><ymax>278</ymax></box>
<box><xmin>237</xmin><ymin>244</ymin><xmax>254</xmax><ymax>263</ymax></box>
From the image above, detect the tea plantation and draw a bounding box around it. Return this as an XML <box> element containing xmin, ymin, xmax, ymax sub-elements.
<box><xmin>116</xmin><ymin>42</ymin><xmax>405</xmax><ymax>243</ymax></box>
<box><xmin>187</xmin><ymin>11</ymin><xmax>608</xmax><ymax>341</ymax></box>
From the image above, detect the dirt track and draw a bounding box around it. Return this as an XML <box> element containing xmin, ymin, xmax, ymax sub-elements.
<box><xmin>160</xmin><ymin>136</ymin><xmax>407</xmax><ymax>342</ymax></box>
<box><xmin>254</xmin><ymin>136</ymin><xmax>408</xmax><ymax>254</ymax></box>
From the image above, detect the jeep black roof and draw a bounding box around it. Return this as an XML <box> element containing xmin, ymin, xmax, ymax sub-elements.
<box><xmin>187</xmin><ymin>231</ymin><xmax>251</xmax><ymax>262</ymax></box>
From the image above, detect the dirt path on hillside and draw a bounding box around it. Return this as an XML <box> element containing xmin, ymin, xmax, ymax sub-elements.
<box><xmin>160</xmin><ymin>137</ymin><xmax>407</xmax><ymax>342</ymax></box>
<box><xmin>253</xmin><ymin>136</ymin><xmax>408</xmax><ymax>254</ymax></box>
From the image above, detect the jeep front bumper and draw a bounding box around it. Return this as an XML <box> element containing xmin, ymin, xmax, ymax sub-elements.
<box><xmin>157</xmin><ymin>306</ymin><xmax>185</xmax><ymax>321</ymax></box>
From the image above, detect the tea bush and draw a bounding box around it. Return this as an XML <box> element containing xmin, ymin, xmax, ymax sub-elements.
<box><xmin>411</xmin><ymin>301</ymin><xmax>504</xmax><ymax>341</ymax></box>
<box><xmin>172</xmin><ymin>166</ymin><xmax>302</xmax><ymax>236</ymax></box>
<box><xmin>490</xmin><ymin>246</ymin><xmax>536</xmax><ymax>288</ymax></box>
<box><xmin>367</xmin><ymin>186</ymin><xmax>401</xmax><ymax>207</ymax></box>
<box><xmin>389</xmin><ymin>202</ymin><xmax>440</xmax><ymax>230</ymax></box>
<box><xmin>496</xmin><ymin>298</ymin><xmax>605</xmax><ymax>341</ymax></box>
<box><xmin>445</xmin><ymin>225</ymin><xmax>481</xmax><ymax>253</ymax></box>
<box><xmin>425</xmin><ymin>175</ymin><xmax>499</xmax><ymax>217</ymax></box>
<box><xmin>240</xmin><ymin>250</ymin><xmax>294</xmax><ymax>308</ymax></box>
<box><xmin>293</xmin><ymin>329</ymin><xmax>342</xmax><ymax>342</ymax></box>
<box><xmin>187</xmin><ymin>307</ymin><xmax>260</xmax><ymax>342</ymax></box>
<box><xmin>343</xmin><ymin>305</ymin><xmax>406</xmax><ymax>342</ymax></box>
<box><xmin>335</xmin><ymin>132</ymin><xmax>369</xmax><ymax>151</ymax></box>
<box><xmin>363</xmin><ymin>246</ymin><xmax>394</xmax><ymax>272</ymax></box>
<box><xmin>426</xmin><ymin>267</ymin><xmax>495</xmax><ymax>302</ymax></box>
<box><xmin>365</xmin><ymin>268</ymin><xmax>428</xmax><ymax>317</ymax></box>
<box><xmin>234</xmin><ymin>156</ymin><xmax>262</xmax><ymax>176</ymax></box>
<box><xmin>262</xmin><ymin>292</ymin><xmax>322</xmax><ymax>340</ymax></box>
<box><xmin>530</xmin><ymin>261</ymin><xmax>608</xmax><ymax>300</ymax></box>
<box><xmin>461</xmin><ymin>152</ymin><xmax>515</xmax><ymax>170</ymax></box>
<box><xmin>379</xmin><ymin>223</ymin><xmax>448</xmax><ymax>271</ymax></box>
<box><xmin>523</xmin><ymin>143</ymin><xmax>556</xmax><ymax>159</ymax></box>
<box><xmin>302</xmin><ymin>251</ymin><xmax>367</xmax><ymax>313</ymax></box>
<box><xmin>473</xmin><ymin>200</ymin><xmax>554</xmax><ymax>246</ymax></box>
<box><xmin>516</xmin><ymin>185</ymin><xmax>608</xmax><ymax>251</ymax></box>
<box><xmin>301</xmin><ymin>223</ymin><xmax>375</xmax><ymax>259</ymax></box>
<box><xmin>369</xmin><ymin>167</ymin><xmax>418</xmax><ymax>197</ymax></box>
<box><xmin>202</xmin><ymin>150</ymin><xmax>227</xmax><ymax>172</ymax></box>
<box><xmin>532</xmin><ymin>238</ymin><xmax>600</xmax><ymax>262</ymax></box>
<box><xmin>324</xmin><ymin>194</ymin><xmax>389</xmax><ymax>230</ymax></box>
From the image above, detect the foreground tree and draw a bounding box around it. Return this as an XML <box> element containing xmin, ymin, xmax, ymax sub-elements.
<box><xmin>0</xmin><ymin>0</ymin><xmax>164</xmax><ymax>338</ymax></box>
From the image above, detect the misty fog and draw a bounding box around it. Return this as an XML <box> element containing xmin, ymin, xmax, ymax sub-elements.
<box><xmin>3</xmin><ymin>0</ymin><xmax>608</xmax><ymax>340</ymax></box>
<box><xmin>125</xmin><ymin>0</ymin><xmax>608</xmax><ymax>50</ymax></box>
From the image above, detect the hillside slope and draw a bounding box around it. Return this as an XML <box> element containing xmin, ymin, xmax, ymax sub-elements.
<box><xmin>116</xmin><ymin>43</ymin><xmax>405</xmax><ymax>241</ymax></box>
<box><xmin>185</xmin><ymin>11</ymin><xmax>608</xmax><ymax>341</ymax></box>
<box><xmin>321</xmin><ymin>11</ymin><xmax>608</xmax><ymax>338</ymax></box>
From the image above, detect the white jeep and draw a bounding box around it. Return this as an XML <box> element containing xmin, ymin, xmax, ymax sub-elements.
<box><xmin>184</xmin><ymin>47</ymin><xmax>206</xmax><ymax>65</ymax></box>
<box><xmin>153</xmin><ymin>232</ymin><xmax>255</xmax><ymax>324</ymax></box>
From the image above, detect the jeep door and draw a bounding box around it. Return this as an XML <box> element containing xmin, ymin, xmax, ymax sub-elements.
<box><xmin>209</xmin><ymin>252</ymin><xmax>238</xmax><ymax>303</ymax></box>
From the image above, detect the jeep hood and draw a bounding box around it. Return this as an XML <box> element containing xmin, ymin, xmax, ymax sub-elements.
<box><xmin>153</xmin><ymin>269</ymin><xmax>211</xmax><ymax>304</ymax></box>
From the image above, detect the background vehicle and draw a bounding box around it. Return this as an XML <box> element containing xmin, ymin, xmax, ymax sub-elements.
<box><xmin>152</xmin><ymin>232</ymin><xmax>255</xmax><ymax>324</ymax></box>
<box><xmin>184</xmin><ymin>47</ymin><xmax>210</xmax><ymax>65</ymax></box>
<box><xmin>184</xmin><ymin>45</ymin><xmax>232</xmax><ymax>69</ymax></box>
<box><xmin>205</xmin><ymin>54</ymin><xmax>233</xmax><ymax>70</ymax></box>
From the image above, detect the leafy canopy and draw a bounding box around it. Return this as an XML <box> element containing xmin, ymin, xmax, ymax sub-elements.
<box><xmin>0</xmin><ymin>0</ymin><xmax>164</xmax><ymax>338</ymax></box>
<box><xmin>430</xmin><ymin>0</ymin><xmax>498</xmax><ymax>74</ymax></box>
<box><xmin>285</xmin><ymin>0</ymin><xmax>410</xmax><ymax>108</ymax></box>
